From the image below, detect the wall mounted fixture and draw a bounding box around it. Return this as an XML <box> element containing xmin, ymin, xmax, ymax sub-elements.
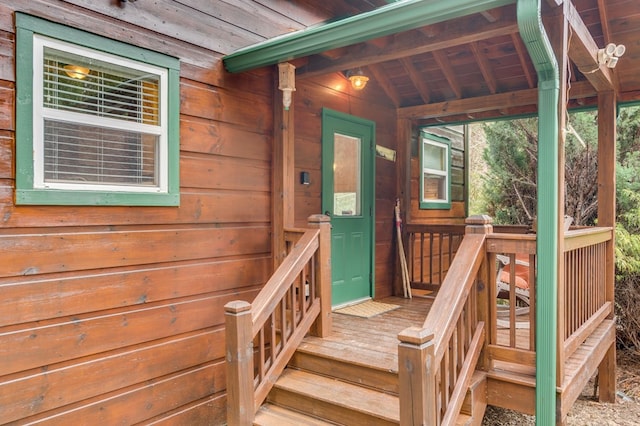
<box><xmin>598</xmin><ymin>43</ymin><xmax>626</xmax><ymax>69</ymax></box>
<box><xmin>278</xmin><ymin>62</ymin><xmax>296</xmax><ymax>110</ymax></box>
<box><xmin>346</xmin><ymin>68</ymin><xmax>369</xmax><ymax>90</ymax></box>
<box><xmin>63</xmin><ymin>64</ymin><xmax>90</xmax><ymax>79</ymax></box>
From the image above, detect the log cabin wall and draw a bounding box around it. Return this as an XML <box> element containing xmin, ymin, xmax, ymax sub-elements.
<box><xmin>293</xmin><ymin>73</ymin><xmax>398</xmax><ymax>299</ymax></box>
<box><xmin>0</xmin><ymin>1</ymin><xmax>343</xmax><ymax>423</ymax></box>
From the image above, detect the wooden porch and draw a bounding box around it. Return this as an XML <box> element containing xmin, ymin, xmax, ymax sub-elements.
<box><xmin>226</xmin><ymin>216</ymin><xmax>616</xmax><ymax>425</ymax></box>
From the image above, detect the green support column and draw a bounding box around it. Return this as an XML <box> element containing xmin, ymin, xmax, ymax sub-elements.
<box><xmin>517</xmin><ymin>0</ymin><xmax>560</xmax><ymax>424</ymax></box>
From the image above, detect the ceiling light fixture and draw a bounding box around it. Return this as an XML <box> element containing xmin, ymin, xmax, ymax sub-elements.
<box><xmin>63</xmin><ymin>64</ymin><xmax>90</xmax><ymax>80</ymax></box>
<box><xmin>346</xmin><ymin>68</ymin><xmax>369</xmax><ymax>90</ymax></box>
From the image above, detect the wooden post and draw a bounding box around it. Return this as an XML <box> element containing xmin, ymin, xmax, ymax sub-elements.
<box><xmin>398</xmin><ymin>327</ymin><xmax>436</xmax><ymax>426</ymax></box>
<box><xmin>225</xmin><ymin>300</ymin><xmax>254</xmax><ymax>426</ymax></box>
<box><xmin>597</xmin><ymin>90</ymin><xmax>617</xmax><ymax>403</ymax></box>
<box><xmin>273</xmin><ymin>66</ymin><xmax>295</xmax><ymax>270</ymax></box>
<box><xmin>394</xmin><ymin>118</ymin><xmax>412</xmax><ymax>297</ymax></box>
<box><xmin>308</xmin><ymin>214</ymin><xmax>332</xmax><ymax>337</ymax></box>
<box><xmin>465</xmin><ymin>215</ymin><xmax>493</xmax><ymax>370</ymax></box>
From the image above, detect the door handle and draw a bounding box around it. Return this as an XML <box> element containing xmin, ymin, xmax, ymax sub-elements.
<box><xmin>324</xmin><ymin>211</ymin><xmax>331</xmax><ymax>217</ymax></box>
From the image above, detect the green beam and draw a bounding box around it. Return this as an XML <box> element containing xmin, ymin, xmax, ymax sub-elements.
<box><xmin>223</xmin><ymin>0</ymin><xmax>515</xmax><ymax>73</ymax></box>
<box><xmin>517</xmin><ymin>1</ymin><xmax>560</xmax><ymax>425</ymax></box>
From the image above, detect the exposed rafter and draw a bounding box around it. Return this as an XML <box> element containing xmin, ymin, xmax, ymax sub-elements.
<box><xmin>432</xmin><ymin>50</ymin><xmax>462</xmax><ymax>99</ymax></box>
<box><xmin>511</xmin><ymin>33</ymin><xmax>536</xmax><ymax>89</ymax></box>
<box><xmin>297</xmin><ymin>9</ymin><xmax>519</xmax><ymax>78</ymax></box>
<box><xmin>470</xmin><ymin>41</ymin><xmax>497</xmax><ymax>94</ymax></box>
<box><xmin>367</xmin><ymin>65</ymin><xmax>401</xmax><ymax>107</ymax></box>
<box><xmin>400</xmin><ymin>57</ymin><xmax>431</xmax><ymax>104</ymax></box>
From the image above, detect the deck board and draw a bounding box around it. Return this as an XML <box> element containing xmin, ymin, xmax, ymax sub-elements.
<box><xmin>305</xmin><ymin>296</ymin><xmax>433</xmax><ymax>372</ymax></box>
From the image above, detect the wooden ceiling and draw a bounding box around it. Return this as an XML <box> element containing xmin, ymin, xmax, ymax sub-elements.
<box><xmin>286</xmin><ymin>0</ymin><xmax>640</xmax><ymax>125</ymax></box>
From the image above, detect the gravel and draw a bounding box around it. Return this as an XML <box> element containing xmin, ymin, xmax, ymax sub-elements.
<box><xmin>482</xmin><ymin>349</ymin><xmax>640</xmax><ymax>425</ymax></box>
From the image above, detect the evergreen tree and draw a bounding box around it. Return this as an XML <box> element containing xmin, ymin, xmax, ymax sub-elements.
<box><xmin>480</xmin><ymin>112</ymin><xmax>598</xmax><ymax>226</ymax></box>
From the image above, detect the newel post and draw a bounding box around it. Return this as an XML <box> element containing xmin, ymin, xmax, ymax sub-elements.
<box><xmin>398</xmin><ymin>327</ymin><xmax>436</xmax><ymax>426</ymax></box>
<box><xmin>308</xmin><ymin>214</ymin><xmax>332</xmax><ymax>337</ymax></box>
<box><xmin>465</xmin><ymin>215</ymin><xmax>493</xmax><ymax>370</ymax></box>
<box><xmin>225</xmin><ymin>300</ymin><xmax>254</xmax><ymax>426</ymax></box>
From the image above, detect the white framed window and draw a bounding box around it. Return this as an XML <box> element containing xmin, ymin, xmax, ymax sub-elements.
<box><xmin>420</xmin><ymin>132</ymin><xmax>451</xmax><ymax>209</ymax></box>
<box><xmin>16</xmin><ymin>13</ymin><xmax>180</xmax><ymax>206</ymax></box>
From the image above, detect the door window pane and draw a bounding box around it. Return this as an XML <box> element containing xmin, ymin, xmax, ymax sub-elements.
<box><xmin>333</xmin><ymin>133</ymin><xmax>361</xmax><ymax>216</ymax></box>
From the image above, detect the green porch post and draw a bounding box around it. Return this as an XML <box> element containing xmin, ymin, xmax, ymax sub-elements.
<box><xmin>517</xmin><ymin>0</ymin><xmax>560</xmax><ymax>424</ymax></box>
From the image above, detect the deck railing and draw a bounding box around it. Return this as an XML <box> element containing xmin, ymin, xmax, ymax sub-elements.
<box><xmin>560</xmin><ymin>227</ymin><xmax>614</xmax><ymax>373</ymax></box>
<box><xmin>404</xmin><ymin>223</ymin><xmax>465</xmax><ymax>290</ymax></box>
<box><xmin>224</xmin><ymin>215</ymin><xmax>331</xmax><ymax>426</ymax></box>
<box><xmin>400</xmin><ymin>217</ymin><xmax>614</xmax><ymax>423</ymax></box>
<box><xmin>485</xmin><ymin>232</ymin><xmax>537</xmax><ymax>372</ymax></box>
<box><xmin>398</xmin><ymin>216</ymin><xmax>489</xmax><ymax>425</ymax></box>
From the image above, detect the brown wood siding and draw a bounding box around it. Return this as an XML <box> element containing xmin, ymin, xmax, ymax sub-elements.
<box><xmin>293</xmin><ymin>73</ymin><xmax>398</xmax><ymax>300</ymax></box>
<box><xmin>0</xmin><ymin>0</ymin><xmax>340</xmax><ymax>423</ymax></box>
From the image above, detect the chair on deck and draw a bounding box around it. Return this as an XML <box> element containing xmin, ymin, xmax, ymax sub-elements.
<box><xmin>496</xmin><ymin>254</ymin><xmax>531</xmax><ymax>329</ymax></box>
<box><xmin>494</xmin><ymin>216</ymin><xmax>573</xmax><ymax>329</ymax></box>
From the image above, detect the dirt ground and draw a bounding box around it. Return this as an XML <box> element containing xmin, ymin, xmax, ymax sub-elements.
<box><xmin>482</xmin><ymin>349</ymin><xmax>640</xmax><ymax>425</ymax></box>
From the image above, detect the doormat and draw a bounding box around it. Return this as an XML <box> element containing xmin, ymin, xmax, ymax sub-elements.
<box><xmin>334</xmin><ymin>300</ymin><xmax>400</xmax><ymax>318</ymax></box>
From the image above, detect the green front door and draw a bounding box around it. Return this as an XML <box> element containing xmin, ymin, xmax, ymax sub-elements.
<box><xmin>321</xmin><ymin>108</ymin><xmax>375</xmax><ymax>307</ymax></box>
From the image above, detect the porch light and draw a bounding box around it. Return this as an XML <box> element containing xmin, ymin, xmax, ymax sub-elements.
<box><xmin>63</xmin><ymin>64</ymin><xmax>90</xmax><ymax>79</ymax></box>
<box><xmin>347</xmin><ymin>68</ymin><xmax>369</xmax><ymax>90</ymax></box>
<box><xmin>597</xmin><ymin>43</ymin><xmax>625</xmax><ymax>69</ymax></box>
<box><xmin>278</xmin><ymin>62</ymin><xmax>296</xmax><ymax>110</ymax></box>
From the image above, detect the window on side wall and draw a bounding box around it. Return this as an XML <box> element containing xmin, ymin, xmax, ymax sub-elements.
<box><xmin>15</xmin><ymin>13</ymin><xmax>180</xmax><ymax>206</ymax></box>
<box><xmin>419</xmin><ymin>131</ymin><xmax>451</xmax><ymax>210</ymax></box>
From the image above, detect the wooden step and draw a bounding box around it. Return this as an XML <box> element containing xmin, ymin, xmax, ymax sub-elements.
<box><xmin>254</xmin><ymin>403</ymin><xmax>337</xmax><ymax>426</ymax></box>
<box><xmin>460</xmin><ymin>371</ymin><xmax>487</xmax><ymax>426</ymax></box>
<box><xmin>291</xmin><ymin>339</ymin><xmax>399</xmax><ymax>394</ymax></box>
<box><xmin>486</xmin><ymin>368</ymin><xmax>536</xmax><ymax>415</ymax></box>
<box><xmin>267</xmin><ymin>368</ymin><xmax>400</xmax><ymax>425</ymax></box>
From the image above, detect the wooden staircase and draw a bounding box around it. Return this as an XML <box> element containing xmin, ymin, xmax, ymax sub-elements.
<box><xmin>254</xmin><ymin>332</ymin><xmax>488</xmax><ymax>426</ymax></box>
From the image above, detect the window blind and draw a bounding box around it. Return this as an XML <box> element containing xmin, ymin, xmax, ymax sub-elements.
<box><xmin>41</xmin><ymin>46</ymin><xmax>161</xmax><ymax>187</ymax></box>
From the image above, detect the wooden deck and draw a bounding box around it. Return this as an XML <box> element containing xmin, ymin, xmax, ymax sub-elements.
<box><xmin>301</xmin><ymin>296</ymin><xmax>433</xmax><ymax>375</ymax></box>
<box><xmin>303</xmin><ymin>295</ymin><xmax>532</xmax><ymax>369</ymax></box>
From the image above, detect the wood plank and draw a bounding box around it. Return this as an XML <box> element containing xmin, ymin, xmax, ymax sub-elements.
<box><xmin>255</xmin><ymin>403</ymin><xmax>336</xmax><ymax>426</ymax></box>
<box><xmin>269</xmin><ymin>369</ymin><xmax>399</xmax><ymax>425</ymax></box>
<box><xmin>19</xmin><ymin>361</ymin><xmax>225</xmax><ymax>425</ymax></box>
<box><xmin>0</xmin><ymin>329</ymin><xmax>224</xmax><ymax>422</ymax></box>
<box><xmin>181</xmin><ymin>154</ymin><xmax>270</xmax><ymax>191</ymax></box>
<box><xmin>0</xmin><ymin>130</ymin><xmax>12</xmax><ymax>178</ymax></box>
<box><xmin>144</xmin><ymin>394</ymin><xmax>226</xmax><ymax>426</ymax></box>
<box><xmin>180</xmin><ymin>116</ymin><xmax>271</xmax><ymax>161</ymax></box>
<box><xmin>0</xmin><ymin>82</ymin><xmax>13</xmax><ymax>131</ymax></box>
<box><xmin>291</xmin><ymin>348</ymin><xmax>399</xmax><ymax>394</ymax></box>
<box><xmin>61</xmin><ymin>0</ymin><xmax>265</xmax><ymax>53</ymax></box>
<box><xmin>180</xmin><ymin>80</ymin><xmax>272</xmax><ymax>131</ymax></box>
<box><xmin>0</xmin><ymin>1</ymin><xmax>219</xmax><ymax>69</ymax></box>
<box><xmin>0</xmin><ymin>30</ymin><xmax>13</xmax><ymax>82</ymax></box>
<box><xmin>0</xmin><ymin>226</ymin><xmax>270</xmax><ymax>278</ymax></box>
<box><xmin>559</xmin><ymin>319</ymin><xmax>616</xmax><ymax>420</ymax></box>
<box><xmin>0</xmin><ymin>190</ymin><xmax>270</xmax><ymax>227</ymax></box>
<box><xmin>0</xmin><ymin>289</ymin><xmax>257</xmax><ymax>376</ymax></box>
<box><xmin>0</xmin><ymin>256</ymin><xmax>270</xmax><ymax>326</ymax></box>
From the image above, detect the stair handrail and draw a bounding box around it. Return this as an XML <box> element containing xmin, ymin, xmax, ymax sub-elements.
<box><xmin>398</xmin><ymin>215</ymin><xmax>491</xmax><ymax>425</ymax></box>
<box><xmin>225</xmin><ymin>215</ymin><xmax>331</xmax><ymax>426</ymax></box>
